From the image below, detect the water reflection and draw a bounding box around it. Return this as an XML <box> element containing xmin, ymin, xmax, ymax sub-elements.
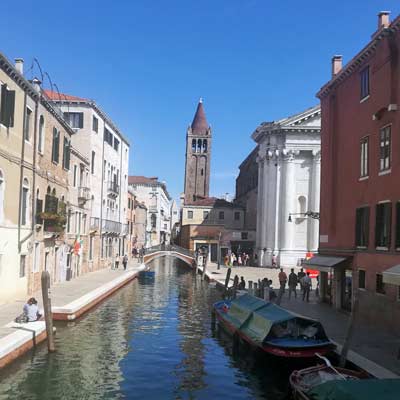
<box><xmin>0</xmin><ymin>257</ymin><xmax>290</xmax><ymax>400</ymax></box>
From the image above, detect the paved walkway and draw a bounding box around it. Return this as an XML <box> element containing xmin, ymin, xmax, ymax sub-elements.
<box><xmin>203</xmin><ymin>263</ymin><xmax>400</xmax><ymax>377</ymax></box>
<box><xmin>0</xmin><ymin>258</ymin><xmax>141</xmax><ymax>340</ymax></box>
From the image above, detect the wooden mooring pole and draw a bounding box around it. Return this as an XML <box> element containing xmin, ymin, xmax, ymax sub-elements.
<box><xmin>41</xmin><ymin>270</ymin><xmax>55</xmax><ymax>352</ymax></box>
<box><xmin>340</xmin><ymin>290</ymin><xmax>360</xmax><ymax>367</ymax></box>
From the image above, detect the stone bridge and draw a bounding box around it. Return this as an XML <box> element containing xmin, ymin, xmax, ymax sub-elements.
<box><xmin>143</xmin><ymin>244</ymin><xmax>195</xmax><ymax>267</ymax></box>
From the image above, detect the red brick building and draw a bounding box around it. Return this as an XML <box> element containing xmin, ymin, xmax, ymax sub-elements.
<box><xmin>308</xmin><ymin>12</ymin><xmax>400</xmax><ymax>334</ymax></box>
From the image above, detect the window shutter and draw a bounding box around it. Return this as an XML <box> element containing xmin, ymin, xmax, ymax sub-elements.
<box><xmin>375</xmin><ymin>205</ymin><xmax>382</xmax><ymax>247</ymax></box>
<box><xmin>0</xmin><ymin>84</ymin><xmax>7</xmax><ymax>125</ymax></box>
<box><xmin>36</xmin><ymin>199</ymin><xmax>43</xmax><ymax>224</ymax></box>
<box><xmin>386</xmin><ymin>203</ymin><xmax>392</xmax><ymax>248</ymax></box>
<box><xmin>355</xmin><ymin>208</ymin><xmax>361</xmax><ymax>246</ymax></box>
<box><xmin>55</xmin><ymin>131</ymin><xmax>60</xmax><ymax>162</ymax></box>
<box><xmin>5</xmin><ymin>90</ymin><xmax>15</xmax><ymax>127</ymax></box>
<box><xmin>364</xmin><ymin>207</ymin><xmax>370</xmax><ymax>247</ymax></box>
<box><xmin>396</xmin><ymin>203</ymin><xmax>400</xmax><ymax>248</ymax></box>
<box><xmin>79</xmin><ymin>113</ymin><xmax>83</xmax><ymax>128</ymax></box>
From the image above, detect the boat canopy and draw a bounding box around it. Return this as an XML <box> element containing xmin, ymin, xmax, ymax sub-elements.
<box><xmin>225</xmin><ymin>294</ymin><xmax>328</xmax><ymax>346</ymax></box>
<box><xmin>307</xmin><ymin>378</ymin><xmax>400</xmax><ymax>400</ymax></box>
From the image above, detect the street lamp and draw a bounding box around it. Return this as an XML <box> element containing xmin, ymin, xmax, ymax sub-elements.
<box><xmin>288</xmin><ymin>211</ymin><xmax>320</xmax><ymax>222</ymax></box>
<box><xmin>217</xmin><ymin>231</ymin><xmax>222</xmax><ymax>270</ymax></box>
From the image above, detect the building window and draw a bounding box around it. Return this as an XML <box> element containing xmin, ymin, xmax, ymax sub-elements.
<box><xmin>219</xmin><ymin>211</ymin><xmax>225</xmax><ymax>220</ymax></box>
<box><xmin>114</xmin><ymin>137</ymin><xmax>120</xmax><ymax>152</ymax></box>
<box><xmin>52</xmin><ymin>127</ymin><xmax>60</xmax><ymax>163</ymax></box>
<box><xmin>73</xmin><ymin>165</ymin><xmax>77</xmax><ymax>187</ymax></box>
<box><xmin>203</xmin><ymin>210</ymin><xmax>209</xmax><ymax>220</ymax></box>
<box><xmin>19</xmin><ymin>255</ymin><xmax>26</xmax><ymax>278</ymax></box>
<box><xmin>187</xmin><ymin>210</ymin><xmax>193</xmax><ymax>219</ymax></box>
<box><xmin>360</xmin><ymin>137</ymin><xmax>368</xmax><ymax>177</ymax></box>
<box><xmin>33</xmin><ymin>243</ymin><xmax>40</xmax><ymax>273</ymax></box>
<box><xmin>104</xmin><ymin>127</ymin><xmax>113</xmax><ymax>146</ymax></box>
<box><xmin>24</xmin><ymin>108</ymin><xmax>32</xmax><ymax>141</ymax></box>
<box><xmin>67</xmin><ymin>209</ymin><xmax>72</xmax><ymax>233</ymax></box>
<box><xmin>21</xmin><ymin>178</ymin><xmax>29</xmax><ymax>226</ymax></box>
<box><xmin>0</xmin><ymin>84</ymin><xmax>15</xmax><ymax>127</ymax></box>
<box><xmin>192</xmin><ymin>139</ymin><xmax>196</xmax><ymax>152</ymax></box>
<box><xmin>63</xmin><ymin>138</ymin><xmax>70</xmax><ymax>170</ymax></box>
<box><xmin>376</xmin><ymin>273</ymin><xmax>385</xmax><ymax>294</ymax></box>
<box><xmin>396</xmin><ymin>202</ymin><xmax>400</xmax><ymax>250</ymax></box>
<box><xmin>358</xmin><ymin>269</ymin><xmax>366</xmax><ymax>289</ymax></box>
<box><xmin>355</xmin><ymin>207</ymin><xmax>369</xmax><ymax>247</ymax></box>
<box><xmin>241</xmin><ymin>232</ymin><xmax>248</xmax><ymax>240</ymax></box>
<box><xmin>379</xmin><ymin>125</ymin><xmax>391</xmax><ymax>172</ymax></box>
<box><xmin>375</xmin><ymin>202</ymin><xmax>391</xmax><ymax>248</ymax></box>
<box><xmin>64</xmin><ymin>112</ymin><xmax>83</xmax><ymax>129</ymax></box>
<box><xmin>91</xmin><ymin>151</ymin><xmax>95</xmax><ymax>174</ymax></box>
<box><xmin>151</xmin><ymin>214</ymin><xmax>156</xmax><ymax>228</ymax></box>
<box><xmin>0</xmin><ymin>170</ymin><xmax>4</xmax><ymax>224</ymax></box>
<box><xmin>234</xmin><ymin>211</ymin><xmax>240</xmax><ymax>221</ymax></box>
<box><xmin>92</xmin><ymin>115</ymin><xmax>98</xmax><ymax>133</ymax></box>
<box><xmin>360</xmin><ymin>66</ymin><xmax>370</xmax><ymax>99</ymax></box>
<box><xmin>89</xmin><ymin>236</ymin><xmax>94</xmax><ymax>260</ymax></box>
<box><xmin>38</xmin><ymin>115</ymin><xmax>44</xmax><ymax>153</ymax></box>
<box><xmin>203</xmin><ymin>139</ymin><xmax>208</xmax><ymax>153</ymax></box>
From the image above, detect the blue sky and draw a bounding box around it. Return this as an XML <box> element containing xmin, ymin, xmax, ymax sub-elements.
<box><xmin>1</xmin><ymin>1</ymin><xmax>399</xmax><ymax>200</ymax></box>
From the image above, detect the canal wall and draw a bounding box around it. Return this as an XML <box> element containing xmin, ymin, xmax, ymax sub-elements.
<box><xmin>0</xmin><ymin>262</ymin><xmax>146</xmax><ymax>370</ymax></box>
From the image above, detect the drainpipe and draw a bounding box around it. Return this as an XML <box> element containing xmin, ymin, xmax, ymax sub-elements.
<box><xmin>99</xmin><ymin>117</ymin><xmax>105</xmax><ymax>265</ymax></box>
<box><xmin>18</xmin><ymin>92</ymin><xmax>28</xmax><ymax>253</ymax></box>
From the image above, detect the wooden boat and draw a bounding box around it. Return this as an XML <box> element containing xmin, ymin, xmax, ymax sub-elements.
<box><xmin>213</xmin><ymin>294</ymin><xmax>335</xmax><ymax>358</ymax></box>
<box><xmin>290</xmin><ymin>359</ymin><xmax>366</xmax><ymax>399</ymax></box>
<box><xmin>291</xmin><ymin>370</ymin><xmax>400</xmax><ymax>400</ymax></box>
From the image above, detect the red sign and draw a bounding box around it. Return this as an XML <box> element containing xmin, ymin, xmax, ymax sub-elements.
<box><xmin>306</xmin><ymin>269</ymin><xmax>319</xmax><ymax>278</ymax></box>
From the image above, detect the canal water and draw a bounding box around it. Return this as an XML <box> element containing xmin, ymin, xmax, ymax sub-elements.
<box><xmin>0</xmin><ymin>258</ymin><xmax>292</xmax><ymax>400</ymax></box>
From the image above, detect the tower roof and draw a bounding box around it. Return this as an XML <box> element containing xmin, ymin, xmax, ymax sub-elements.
<box><xmin>191</xmin><ymin>98</ymin><xmax>209</xmax><ymax>135</ymax></box>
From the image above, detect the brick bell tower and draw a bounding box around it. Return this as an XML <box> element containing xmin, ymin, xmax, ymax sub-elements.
<box><xmin>183</xmin><ymin>98</ymin><xmax>212</xmax><ymax>204</ymax></box>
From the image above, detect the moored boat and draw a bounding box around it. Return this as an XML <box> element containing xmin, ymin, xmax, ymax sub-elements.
<box><xmin>213</xmin><ymin>294</ymin><xmax>335</xmax><ymax>358</ymax></box>
<box><xmin>290</xmin><ymin>360</ymin><xmax>366</xmax><ymax>400</ymax></box>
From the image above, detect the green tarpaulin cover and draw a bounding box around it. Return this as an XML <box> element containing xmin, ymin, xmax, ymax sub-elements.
<box><xmin>308</xmin><ymin>379</ymin><xmax>400</xmax><ymax>400</ymax></box>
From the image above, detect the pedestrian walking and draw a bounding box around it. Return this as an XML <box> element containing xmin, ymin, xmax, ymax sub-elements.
<box><xmin>288</xmin><ymin>268</ymin><xmax>298</xmax><ymax>299</ymax></box>
<box><xmin>123</xmin><ymin>254</ymin><xmax>128</xmax><ymax>270</ymax></box>
<box><xmin>272</xmin><ymin>253</ymin><xmax>278</xmax><ymax>268</ymax></box>
<box><xmin>238</xmin><ymin>276</ymin><xmax>246</xmax><ymax>290</ymax></box>
<box><xmin>278</xmin><ymin>268</ymin><xmax>287</xmax><ymax>290</ymax></box>
<box><xmin>301</xmin><ymin>272</ymin><xmax>312</xmax><ymax>302</ymax></box>
<box><xmin>297</xmin><ymin>268</ymin><xmax>306</xmax><ymax>290</ymax></box>
<box><xmin>114</xmin><ymin>254</ymin><xmax>120</xmax><ymax>269</ymax></box>
<box><xmin>238</xmin><ymin>254</ymin><xmax>242</xmax><ymax>266</ymax></box>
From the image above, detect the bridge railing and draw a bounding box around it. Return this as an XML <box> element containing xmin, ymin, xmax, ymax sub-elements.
<box><xmin>144</xmin><ymin>244</ymin><xmax>194</xmax><ymax>258</ymax></box>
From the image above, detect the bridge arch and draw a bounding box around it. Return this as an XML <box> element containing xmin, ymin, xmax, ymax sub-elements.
<box><xmin>143</xmin><ymin>247</ymin><xmax>195</xmax><ymax>269</ymax></box>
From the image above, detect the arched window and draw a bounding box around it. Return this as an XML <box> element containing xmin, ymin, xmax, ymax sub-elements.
<box><xmin>203</xmin><ymin>139</ymin><xmax>207</xmax><ymax>153</ymax></box>
<box><xmin>0</xmin><ymin>170</ymin><xmax>4</xmax><ymax>223</ymax></box>
<box><xmin>47</xmin><ymin>186</ymin><xmax>51</xmax><ymax>195</ymax></box>
<box><xmin>21</xmin><ymin>178</ymin><xmax>29</xmax><ymax>226</ymax></box>
<box><xmin>192</xmin><ymin>139</ymin><xmax>196</xmax><ymax>152</ymax></box>
<box><xmin>52</xmin><ymin>188</ymin><xmax>56</xmax><ymax>197</ymax></box>
<box><xmin>197</xmin><ymin>139</ymin><xmax>202</xmax><ymax>153</ymax></box>
<box><xmin>151</xmin><ymin>213</ymin><xmax>157</xmax><ymax>229</ymax></box>
<box><xmin>38</xmin><ymin>115</ymin><xmax>44</xmax><ymax>153</ymax></box>
<box><xmin>298</xmin><ymin>196</ymin><xmax>307</xmax><ymax>215</ymax></box>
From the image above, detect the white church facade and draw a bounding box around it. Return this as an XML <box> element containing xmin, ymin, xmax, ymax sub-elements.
<box><xmin>252</xmin><ymin>105</ymin><xmax>321</xmax><ymax>268</ymax></box>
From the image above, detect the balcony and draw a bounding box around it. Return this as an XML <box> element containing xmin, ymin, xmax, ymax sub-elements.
<box><xmin>102</xmin><ymin>219</ymin><xmax>123</xmax><ymax>234</ymax></box>
<box><xmin>78</xmin><ymin>186</ymin><xmax>91</xmax><ymax>205</ymax></box>
<box><xmin>90</xmin><ymin>217</ymin><xmax>100</xmax><ymax>231</ymax></box>
<box><xmin>107</xmin><ymin>181</ymin><xmax>119</xmax><ymax>198</ymax></box>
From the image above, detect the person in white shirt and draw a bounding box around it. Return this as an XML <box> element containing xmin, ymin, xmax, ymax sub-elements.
<box><xmin>301</xmin><ymin>273</ymin><xmax>312</xmax><ymax>302</ymax></box>
<box><xmin>23</xmin><ymin>298</ymin><xmax>41</xmax><ymax>322</ymax></box>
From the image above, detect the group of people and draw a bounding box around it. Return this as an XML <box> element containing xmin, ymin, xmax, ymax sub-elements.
<box><xmin>15</xmin><ymin>297</ymin><xmax>42</xmax><ymax>323</ymax></box>
<box><xmin>223</xmin><ymin>252</ymin><xmax>251</xmax><ymax>267</ymax></box>
<box><xmin>278</xmin><ymin>268</ymin><xmax>314</xmax><ymax>302</ymax></box>
<box><xmin>131</xmin><ymin>246</ymin><xmax>145</xmax><ymax>260</ymax></box>
<box><xmin>111</xmin><ymin>254</ymin><xmax>129</xmax><ymax>270</ymax></box>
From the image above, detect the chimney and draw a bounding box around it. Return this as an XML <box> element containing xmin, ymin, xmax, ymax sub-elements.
<box><xmin>15</xmin><ymin>58</ymin><xmax>24</xmax><ymax>75</ymax></box>
<box><xmin>331</xmin><ymin>55</ymin><xmax>343</xmax><ymax>77</ymax></box>
<box><xmin>32</xmin><ymin>78</ymin><xmax>41</xmax><ymax>93</ymax></box>
<box><xmin>378</xmin><ymin>11</ymin><xmax>390</xmax><ymax>29</ymax></box>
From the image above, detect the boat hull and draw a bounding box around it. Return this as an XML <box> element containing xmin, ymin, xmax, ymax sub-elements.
<box><xmin>214</xmin><ymin>306</ymin><xmax>334</xmax><ymax>359</ymax></box>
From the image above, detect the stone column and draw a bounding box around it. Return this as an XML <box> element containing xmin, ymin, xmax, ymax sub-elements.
<box><xmin>280</xmin><ymin>151</ymin><xmax>296</xmax><ymax>252</ymax></box>
<box><xmin>261</xmin><ymin>157</ymin><xmax>270</xmax><ymax>265</ymax></box>
<box><xmin>309</xmin><ymin>150</ymin><xmax>321</xmax><ymax>252</ymax></box>
<box><xmin>255</xmin><ymin>155</ymin><xmax>264</xmax><ymax>263</ymax></box>
<box><xmin>265</xmin><ymin>151</ymin><xmax>276</xmax><ymax>265</ymax></box>
<box><xmin>274</xmin><ymin>150</ymin><xmax>282</xmax><ymax>255</ymax></box>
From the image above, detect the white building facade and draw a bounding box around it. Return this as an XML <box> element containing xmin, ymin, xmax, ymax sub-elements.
<box><xmin>45</xmin><ymin>91</ymin><xmax>130</xmax><ymax>267</ymax></box>
<box><xmin>252</xmin><ymin>106</ymin><xmax>321</xmax><ymax>268</ymax></box>
<box><xmin>128</xmin><ymin>176</ymin><xmax>171</xmax><ymax>247</ymax></box>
